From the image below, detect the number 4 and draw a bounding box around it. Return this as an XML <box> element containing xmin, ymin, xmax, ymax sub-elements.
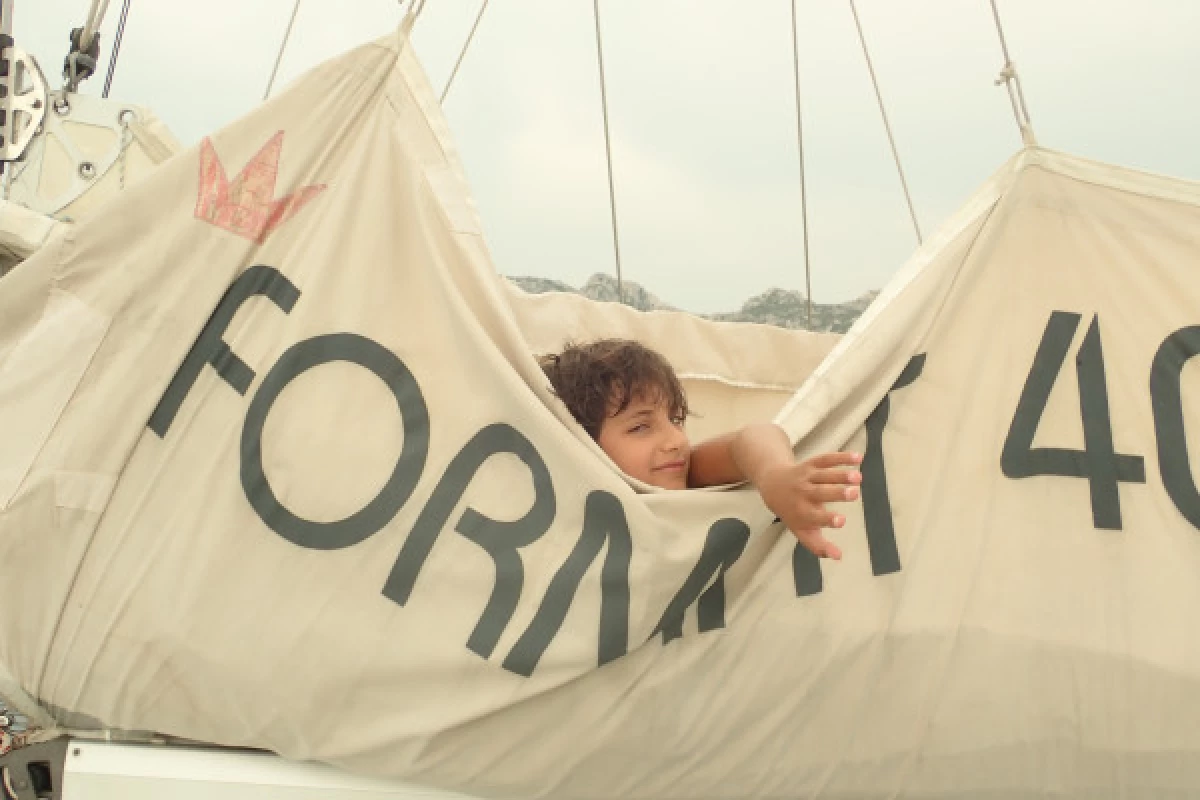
<box><xmin>1002</xmin><ymin>311</ymin><xmax>1145</xmax><ymax>530</ymax></box>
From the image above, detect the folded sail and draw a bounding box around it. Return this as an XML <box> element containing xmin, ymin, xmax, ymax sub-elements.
<box><xmin>2</xmin><ymin>29</ymin><xmax>1200</xmax><ymax>798</ymax></box>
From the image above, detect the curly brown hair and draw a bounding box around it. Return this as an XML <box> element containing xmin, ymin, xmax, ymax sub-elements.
<box><xmin>539</xmin><ymin>339</ymin><xmax>688</xmax><ymax>439</ymax></box>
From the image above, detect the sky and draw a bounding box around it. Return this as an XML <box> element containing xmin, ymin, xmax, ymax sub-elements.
<box><xmin>18</xmin><ymin>1</ymin><xmax>1200</xmax><ymax>312</ymax></box>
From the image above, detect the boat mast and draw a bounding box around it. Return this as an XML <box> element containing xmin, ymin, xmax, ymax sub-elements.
<box><xmin>0</xmin><ymin>0</ymin><xmax>8</xmax><ymax>185</ymax></box>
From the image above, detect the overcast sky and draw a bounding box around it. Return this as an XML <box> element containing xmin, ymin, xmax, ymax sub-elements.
<box><xmin>20</xmin><ymin>1</ymin><xmax>1200</xmax><ymax>312</ymax></box>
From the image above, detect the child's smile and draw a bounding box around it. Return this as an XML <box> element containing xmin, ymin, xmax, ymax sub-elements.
<box><xmin>597</xmin><ymin>395</ymin><xmax>691</xmax><ymax>490</ymax></box>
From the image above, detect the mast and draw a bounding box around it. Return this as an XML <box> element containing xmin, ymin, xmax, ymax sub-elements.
<box><xmin>0</xmin><ymin>0</ymin><xmax>12</xmax><ymax>180</ymax></box>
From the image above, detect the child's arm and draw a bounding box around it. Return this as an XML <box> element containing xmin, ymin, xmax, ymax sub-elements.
<box><xmin>689</xmin><ymin>422</ymin><xmax>862</xmax><ymax>560</ymax></box>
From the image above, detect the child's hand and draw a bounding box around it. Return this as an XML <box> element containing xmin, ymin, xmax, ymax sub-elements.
<box><xmin>755</xmin><ymin>452</ymin><xmax>863</xmax><ymax>560</ymax></box>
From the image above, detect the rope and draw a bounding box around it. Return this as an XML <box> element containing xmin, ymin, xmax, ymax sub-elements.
<box><xmin>400</xmin><ymin>0</ymin><xmax>426</xmax><ymax>36</ymax></box>
<box><xmin>848</xmin><ymin>0</ymin><xmax>923</xmax><ymax>245</ymax></box>
<box><xmin>1</xmin><ymin>0</ymin><xmax>14</xmax><ymax>37</ymax></box>
<box><xmin>79</xmin><ymin>0</ymin><xmax>112</xmax><ymax>53</ymax></box>
<box><xmin>987</xmin><ymin>0</ymin><xmax>1036</xmax><ymax>146</ymax></box>
<box><xmin>117</xmin><ymin>113</ymin><xmax>132</xmax><ymax>189</ymax></box>
<box><xmin>262</xmin><ymin>0</ymin><xmax>302</xmax><ymax>102</ymax></box>
<box><xmin>591</xmin><ymin>0</ymin><xmax>625</xmax><ymax>304</ymax></box>
<box><xmin>789</xmin><ymin>0</ymin><xmax>813</xmax><ymax>330</ymax></box>
<box><xmin>440</xmin><ymin>0</ymin><xmax>490</xmax><ymax>104</ymax></box>
<box><xmin>100</xmin><ymin>0</ymin><xmax>131</xmax><ymax>98</ymax></box>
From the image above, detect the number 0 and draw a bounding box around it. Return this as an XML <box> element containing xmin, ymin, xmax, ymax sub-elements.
<box><xmin>1151</xmin><ymin>326</ymin><xmax>1200</xmax><ymax>529</ymax></box>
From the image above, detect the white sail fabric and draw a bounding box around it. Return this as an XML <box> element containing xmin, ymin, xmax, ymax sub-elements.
<box><xmin>3</xmin><ymin>29</ymin><xmax>1200</xmax><ymax>798</ymax></box>
<box><xmin>0</xmin><ymin>200</ymin><xmax>64</xmax><ymax>275</ymax></box>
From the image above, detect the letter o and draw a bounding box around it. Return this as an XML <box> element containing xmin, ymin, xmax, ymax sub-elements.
<box><xmin>241</xmin><ymin>333</ymin><xmax>430</xmax><ymax>549</ymax></box>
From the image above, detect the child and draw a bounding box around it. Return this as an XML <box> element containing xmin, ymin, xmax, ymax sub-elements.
<box><xmin>539</xmin><ymin>339</ymin><xmax>862</xmax><ymax>560</ymax></box>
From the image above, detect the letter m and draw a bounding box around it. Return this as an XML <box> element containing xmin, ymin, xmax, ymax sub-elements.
<box><xmin>651</xmin><ymin>518</ymin><xmax>750</xmax><ymax>645</ymax></box>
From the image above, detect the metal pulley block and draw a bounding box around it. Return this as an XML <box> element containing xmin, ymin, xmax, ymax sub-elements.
<box><xmin>5</xmin><ymin>91</ymin><xmax>142</xmax><ymax>216</ymax></box>
<box><xmin>0</xmin><ymin>34</ymin><xmax>48</xmax><ymax>163</ymax></box>
<box><xmin>61</xmin><ymin>27</ymin><xmax>99</xmax><ymax>94</ymax></box>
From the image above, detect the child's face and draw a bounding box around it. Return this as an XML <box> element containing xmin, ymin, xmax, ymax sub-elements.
<box><xmin>596</xmin><ymin>390</ymin><xmax>691</xmax><ymax>490</ymax></box>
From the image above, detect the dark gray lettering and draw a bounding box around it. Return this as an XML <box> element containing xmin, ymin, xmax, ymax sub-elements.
<box><xmin>382</xmin><ymin>423</ymin><xmax>556</xmax><ymax>660</ymax></box>
<box><xmin>149</xmin><ymin>264</ymin><xmax>299</xmax><ymax>437</ymax></box>
<box><xmin>652</xmin><ymin>518</ymin><xmax>749</xmax><ymax>644</ymax></box>
<box><xmin>1151</xmin><ymin>325</ymin><xmax>1200</xmax><ymax>529</ymax></box>
<box><xmin>1002</xmin><ymin>313</ymin><xmax>1144</xmax><ymax>530</ymax></box>
<box><xmin>503</xmin><ymin>490</ymin><xmax>632</xmax><ymax>676</ymax></box>
<box><xmin>241</xmin><ymin>332</ymin><xmax>429</xmax><ymax>550</ymax></box>
<box><xmin>859</xmin><ymin>352</ymin><xmax>926</xmax><ymax>576</ymax></box>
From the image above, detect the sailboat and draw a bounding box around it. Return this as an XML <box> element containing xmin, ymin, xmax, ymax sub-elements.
<box><xmin>4</xmin><ymin>2</ymin><xmax>1200</xmax><ymax>798</ymax></box>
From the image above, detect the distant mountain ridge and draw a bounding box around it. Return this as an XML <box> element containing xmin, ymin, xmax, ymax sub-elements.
<box><xmin>508</xmin><ymin>273</ymin><xmax>878</xmax><ymax>334</ymax></box>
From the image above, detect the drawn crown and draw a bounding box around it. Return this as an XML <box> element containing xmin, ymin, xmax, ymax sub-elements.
<box><xmin>194</xmin><ymin>131</ymin><xmax>326</xmax><ymax>243</ymax></box>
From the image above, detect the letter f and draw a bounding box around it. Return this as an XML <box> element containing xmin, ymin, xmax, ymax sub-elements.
<box><xmin>148</xmin><ymin>265</ymin><xmax>299</xmax><ymax>438</ymax></box>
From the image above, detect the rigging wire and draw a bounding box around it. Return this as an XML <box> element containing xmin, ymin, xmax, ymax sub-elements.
<box><xmin>100</xmin><ymin>0</ymin><xmax>131</xmax><ymax>99</ymax></box>
<box><xmin>847</xmin><ymin>0</ymin><xmax>923</xmax><ymax>246</ymax></box>
<box><xmin>987</xmin><ymin>0</ymin><xmax>1036</xmax><ymax>146</ymax></box>
<box><xmin>398</xmin><ymin>0</ymin><xmax>426</xmax><ymax>48</ymax></box>
<box><xmin>263</xmin><ymin>0</ymin><xmax>302</xmax><ymax>102</ymax></box>
<box><xmin>591</xmin><ymin>0</ymin><xmax>625</xmax><ymax>304</ymax></box>
<box><xmin>440</xmin><ymin>0</ymin><xmax>490</xmax><ymax>104</ymax></box>
<box><xmin>401</xmin><ymin>0</ymin><xmax>427</xmax><ymax>19</ymax></box>
<box><xmin>789</xmin><ymin>0</ymin><xmax>814</xmax><ymax>330</ymax></box>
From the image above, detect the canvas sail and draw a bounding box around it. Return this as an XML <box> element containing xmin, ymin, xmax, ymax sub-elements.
<box><xmin>2</xmin><ymin>27</ymin><xmax>1200</xmax><ymax>798</ymax></box>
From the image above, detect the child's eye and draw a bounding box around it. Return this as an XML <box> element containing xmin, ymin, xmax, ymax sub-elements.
<box><xmin>628</xmin><ymin>423</ymin><xmax>648</xmax><ymax>433</ymax></box>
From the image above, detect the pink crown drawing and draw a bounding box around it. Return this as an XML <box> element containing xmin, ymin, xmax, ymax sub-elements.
<box><xmin>194</xmin><ymin>131</ymin><xmax>326</xmax><ymax>243</ymax></box>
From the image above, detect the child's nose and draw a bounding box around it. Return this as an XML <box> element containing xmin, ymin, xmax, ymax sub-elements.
<box><xmin>665</xmin><ymin>425</ymin><xmax>688</xmax><ymax>453</ymax></box>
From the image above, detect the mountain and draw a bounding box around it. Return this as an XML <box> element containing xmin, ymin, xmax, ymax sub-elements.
<box><xmin>507</xmin><ymin>273</ymin><xmax>878</xmax><ymax>334</ymax></box>
<box><xmin>508</xmin><ymin>273</ymin><xmax>672</xmax><ymax>313</ymax></box>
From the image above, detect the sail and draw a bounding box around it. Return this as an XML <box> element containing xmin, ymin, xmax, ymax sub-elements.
<box><xmin>3</xmin><ymin>28</ymin><xmax>1200</xmax><ymax>798</ymax></box>
<box><xmin>0</xmin><ymin>199</ymin><xmax>64</xmax><ymax>273</ymax></box>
